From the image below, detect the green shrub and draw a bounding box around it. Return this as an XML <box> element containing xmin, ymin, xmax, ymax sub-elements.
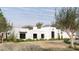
<box><xmin>63</xmin><ymin>38</ymin><xmax>70</xmax><ymax>44</ymax></box>
<box><xmin>14</xmin><ymin>39</ymin><xmax>33</xmax><ymax>42</ymax></box>
<box><xmin>61</xmin><ymin>38</ymin><xmax>79</xmax><ymax>45</ymax></box>
<box><xmin>39</xmin><ymin>39</ymin><xmax>44</xmax><ymax>41</ymax></box>
<box><xmin>74</xmin><ymin>42</ymin><xmax>79</xmax><ymax>45</ymax></box>
<box><xmin>16</xmin><ymin>39</ymin><xmax>37</xmax><ymax>42</ymax></box>
<box><xmin>16</xmin><ymin>39</ymin><xmax>25</xmax><ymax>42</ymax></box>
<box><xmin>6</xmin><ymin>33</ymin><xmax>16</xmax><ymax>42</ymax></box>
<box><xmin>35</xmin><ymin>39</ymin><xmax>39</xmax><ymax>41</ymax></box>
<box><xmin>48</xmin><ymin>38</ymin><xmax>54</xmax><ymax>40</ymax></box>
<box><xmin>26</xmin><ymin>39</ymin><xmax>33</xmax><ymax>41</ymax></box>
<box><xmin>49</xmin><ymin>38</ymin><xmax>63</xmax><ymax>40</ymax></box>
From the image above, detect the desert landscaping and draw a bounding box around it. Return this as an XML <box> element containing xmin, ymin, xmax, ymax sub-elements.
<box><xmin>0</xmin><ymin>7</ymin><xmax>79</xmax><ymax>51</ymax></box>
<box><xmin>0</xmin><ymin>40</ymin><xmax>77</xmax><ymax>51</ymax></box>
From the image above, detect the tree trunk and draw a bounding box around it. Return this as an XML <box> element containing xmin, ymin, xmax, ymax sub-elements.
<box><xmin>71</xmin><ymin>37</ymin><xmax>75</xmax><ymax>48</ymax></box>
<box><xmin>1</xmin><ymin>33</ymin><xmax>4</xmax><ymax>43</ymax></box>
<box><xmin>6</xmin><ymin>32</ymin><xmax>7</xmax><ymax>40</ymax></box>
<box><xmin>1</xmin><ymin>37</ymin><xmax>3</xmax><ymax>43</ymax></box>
<box><xmin>66</xmin><ymin>31</ymin><xmax>75</xmax><ymax>48</ymax></box>
<box><xmin>70</xmin><ymin>35</ymin><xmax>76</xmax><ymax>48</ymax></box>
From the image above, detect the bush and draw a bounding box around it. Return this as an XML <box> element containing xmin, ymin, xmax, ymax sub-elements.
<box><xmin>6</xmin><ymin>33</ymin><xmax>16</xmax><ymax>42</ymax></box>
<box><xmin>39</xmin><ymin>39</ymin><xmax>45</xmax><ymax>41</ymax></box>
<box><xmin>63</xmin><ymin>38</ymin><xmax>79</xmax><ymax>45</ymax></box>
<box><xmin>15</xmin><ymin>39</ymin><xmax>40</xmax><ymax>42</ymax></box>
<box><xmin>49</xmin><ymin>38</ymin><xmax>63</xmax><ymax>40</ymax></box>
<box><xmin>48</xmin><ymin>38</ymin><xmax>53</xmax><ymax>40</ymax></box>
<box><xmin>63</xmin><ymin>38</ymin><xmax>70</xmax><ymax>44</ymax></box>
<box><xmin>16</xmin><ymin>39</ymin><xmax>25</xmax><ymax>42</ymax></box>
<box><xmin>16</xmin><ymin>39</ymin><xmax>34</xmax><ymax>42</ymax></box>
<box><xmin>26</xmin><ymin>39</ymin><xmax>33</xmax><ymax>41</ymax></box>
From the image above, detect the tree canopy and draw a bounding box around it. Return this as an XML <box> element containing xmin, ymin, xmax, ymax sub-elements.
<box><xmin>55</xmin><ymin>7</ymin><xmax>79</xmax><ymax>48</ymax></box>
<box><xmin>0</xmin><ymin>10</ymin><xmax>12</xmax><ymax>32</ymax></box>
<box><xmin>36</xmin><ymin>22</ymin><xmax>43</xmax><ymax>29</ymax></box>
<box><xmin>56</xmin><ymin>7</ymin><xmax>79</xmax><ymax>32</ymax></box>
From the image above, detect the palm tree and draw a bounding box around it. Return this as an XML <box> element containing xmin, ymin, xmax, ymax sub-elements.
<box><xmin>55</xmin><ymin>7</ymin><xmax>79</xmax><ymax>48</ymax></box>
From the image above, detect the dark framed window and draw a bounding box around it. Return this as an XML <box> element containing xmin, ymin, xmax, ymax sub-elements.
<box><xmin>51</xmin><ymin>31</ymin><xmax>54</xmax><ymax>38</ymax></box>
<box><xmin>33</xmin><ymin>33</ymin><xmax>37</xmax><ymax>39</ymax></box>
<box><xmin>20</xmin><ymin>32</ymin><xmax>26</xmax><ymax>39</ymax></box>
<box><xmin>41</xmin><ymin>34</ymin><xmax>44</xmax><ymax>38</ymax></box>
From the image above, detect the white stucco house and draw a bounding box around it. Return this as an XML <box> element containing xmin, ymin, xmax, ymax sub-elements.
<box><xmin>10</xmin><ymin>26</ymin><xmax>70</xmax><ymax>40</ymax></box>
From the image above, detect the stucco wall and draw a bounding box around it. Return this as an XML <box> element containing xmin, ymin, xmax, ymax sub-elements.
<box><xmin>12</xmin><ymin>27</ymin><xmax>70</xmax><ymax>40</ymax></box>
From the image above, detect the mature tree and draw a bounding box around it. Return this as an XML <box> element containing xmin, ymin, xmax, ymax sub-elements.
<box><xmin>55</xmin><ymin>7</ymin><xmax>79</xmax><ymax>48</ymax></box>
<box><xmin>0</xmin><ymin>9</ymin><xmax>12</xmax><ymax>43</ymax></box>
<box><xmin>36</xmin><ymin>22</ymin><xmax>43</xmax><ymax>29</ymax></box>
<box><xmin>22</xmin><ymin>25</ymin><xmax>33</xmax><ymax>30</ymax></box>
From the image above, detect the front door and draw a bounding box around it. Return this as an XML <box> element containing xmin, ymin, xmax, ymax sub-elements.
<box><xmin>51</xmin><ymin>31</ymin><xmax>54</xmax><ymax>38</ymax></box>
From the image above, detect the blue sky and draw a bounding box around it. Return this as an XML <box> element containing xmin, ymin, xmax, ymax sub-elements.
<box><xmin>1</xmin><ymin>7</ymin><xmax>56</xmax><ymax>27</ymax></box>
